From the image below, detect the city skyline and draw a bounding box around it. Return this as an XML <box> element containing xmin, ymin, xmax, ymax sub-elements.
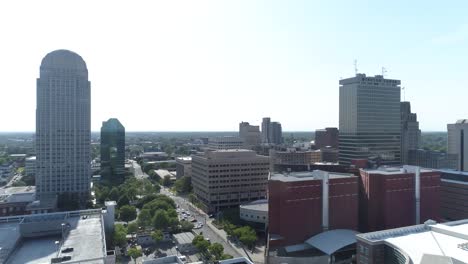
<box><xmin>1</xmin><ymin>1</ymin><xmax>468</xmax><ymax>132</ymax></box>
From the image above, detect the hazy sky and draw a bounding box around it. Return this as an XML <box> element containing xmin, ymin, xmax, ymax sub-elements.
<box><xmin>0</xmin><ymin>1</ymin><xmax>467</xmax><ymax>132</ymax></box>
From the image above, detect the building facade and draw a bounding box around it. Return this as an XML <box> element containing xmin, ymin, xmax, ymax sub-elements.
<box><xmin>408</xmin><ymin>149</ymin><xmax>457</xmax><ymax>170</ymax></box>
<box><xmin>439</xmin><ymin>170</ymin><xmax>468</xmax><ymax>221</ymax></box>
<box><xmin>269</xmin><ymin>148</ymin><xmax>322</xmax><ymax>172</ymax></box>
<box><xmin>261</xmin><ymin>117</ymin><xmax>283</xmax><ymax>145</ymax></box>
<box><xmin>191</xmin><ymin>150</ymin><xmax>269</xmax><ymax>212</ymax></box>
<box><xmin>100</xmin><ymin>118</ymin><xmax>126</xmax><ymax>183</ymax></box>
<box><xmin>207</xmin><ymin>136</ymin><xmax>244</xmax><ymax>150</ymax></box>
<box><xmin>261</xmin><ymin>117</ymin><xmax>271</xmax><ymax>144</ymax></box>
<box><xmin>359</xmin><ymin>166</ymin><xmax>440</xmax><ymax>232</ymax></box>
<box><xmin>175</xmin><ymin>157</ymin><xmax>192</xmax><ymax>178</ymax></box>
<box><xmin>447</xmin><ymin>119</ymin><xmax>468</xmax><ymax>171</ymax></box>
<box><xmin>400</xmin><ymin>102</ymin><xmax>420</xmax><ymax>164</ymax></box>
<box><xmin>268</xmin><ymin>170</ymin><xmax>359</xmax><ymax>247</ymax></box>
<box><xmin>35</xmin><ymin>50</ymin><xmax>91</xmax><ymax>200</ymax></box>
<box><xmin>339</xmin><ymin>74</ymin><xmax>401</xmax><ymax>166</ymax></box>
<box><xmin>315</xmin><ymin>127</ymin><xmax>339</xmax><ymax>149</ymax></box>
<box><xmin>239</xmin><ymin>122</ymin><xmax>261</xmax><ymax>148</ymax></box>
<box><xmin>25</xmin><ymin>156</ymin><xmax>36</xmax><ymax>176</ymax></box>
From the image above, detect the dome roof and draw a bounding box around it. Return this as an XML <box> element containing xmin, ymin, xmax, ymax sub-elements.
<box><xmin>40</xmin><ymin>49</ymin><xmax>87</xmax><ymax>71</ymax></box>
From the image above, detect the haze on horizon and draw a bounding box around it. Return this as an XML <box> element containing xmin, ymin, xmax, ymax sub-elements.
<box><xmin>0</xmin><ymin>0</ymin><xmax>467</xmax><ymax>132</ymax></box>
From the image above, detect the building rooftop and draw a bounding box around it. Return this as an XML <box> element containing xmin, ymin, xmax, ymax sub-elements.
<box><xmin>173</xmin><ymin>232</ymin><xmax>195</xmax><ymax>245</ymax></box>
<box><xmin>357</xmin><ymin>219</ymin><xmax>468</xmax><ymax>264</ymax></box>
<box><xmin>26</xmin><ymin>156</ymin><xmax>36</xmax><ymax>161</ymax></box>
<box><xmin>363</xmin><ymin>166</ymin><xmax>435</xmax><ymax>175</ymax></box>
<box><xmin>0</xmin><ymin>186</ymin><xmax>35</xmax><ymax>203</ymax></box>
<box><xmin>240</xmin><ymin>199</ymin><xmax>268</xmax><ymax>212</ymax></box>
<box><xmin>176</xmin><ymin>156</ymin><xmax>192</xmax><ymax>162</ymax></box>
<box><xmin>270</xmin><ymin>170</ymin><xmax>356</xmax><ymax>182</ymax></box>
<box><xmin>0</xmin><ymin>209</ymin><xmax>108</xmax><ymax>264</ymax></box>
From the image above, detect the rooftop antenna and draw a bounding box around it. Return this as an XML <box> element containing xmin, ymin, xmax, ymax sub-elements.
<box><xmin>382</xmin><ymin>67</ymin><xmax>387</xmax><ymax>78</ymax></box>
<box><xmin>354</xmin><ymin>60</ymin><xmax>358</xmax><ymax>75</ymax></box>
<box><xmin>402</xmin><ymin>86</ymin><xmax>406</xmax><ymax>101</ymax></box>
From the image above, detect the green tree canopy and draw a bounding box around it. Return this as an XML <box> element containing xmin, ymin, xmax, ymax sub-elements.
<box><xmin>113</xmin><ymin>224</ymin><xmax>127</xmax><ymax>247</ymax></box>
<box><xmin>151</xmin><ymin>229</ymin><xmax>163</xmax><ymax>243</ymax></box>
<box><xmin>137</xmin><ymin>209</ymin><xmax>152</xmax><ymax>228</ymax></box>
<box><xmin>127</xmin><ymin>247</ymin><xmax>142</xmax><ymax>263</ymax></box>
<box><xmin>209</xmin><ymin>242</ymin><xmax>224</xmax><ymax>261</ymax></box>
<box><xmin>119</xmin><ymin>205</ymin><xmax>137</xmax><ymax>223</ymax></box>
<box><xmin>152</xmin><ymin>209</ymin><xmax>170</xmax><ymax>230</ymax></box>
<box><xmin>162</xmin><ymin>175</ymin><xmax>171</xmax><ymax>187</ymax></box>
<box><xmin>127</xmin><ymin>222</ymin><xmax>138</xmax><ymax>234</ymax></box>
<box><xmin>192</xmin><ymin>235</ymin><xmax>210</xmax><ymax>253</ymax></box>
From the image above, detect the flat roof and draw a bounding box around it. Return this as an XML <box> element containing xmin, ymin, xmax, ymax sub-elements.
<box><xmin>270</xmin><ymin>170</ymin><xmax>356</xmax><ymax>182</ymax></box>
<box><xmin>176</xmin><ymin>156</ymin><xmax>192</xmax><ymax>161</ymax></box>
<box><xmin>363</xmin><ymin>166</ymin><xmax>436</xmax><ymax>175</ymax></box>
<box><xmin>173</xmin><ymin>232</ymin><xmax>195</xmax><ymax>244</ymax></box>
<box><xmin>357</xmin><ymin>219</ymin><xmax>468</xmax><ymax>264</ymax></box>
<box><xmin>240</xmin><ymin>199</ymin><xmax>268</xmax><ymax>212</ymax></box>
<box><xmin>0</xmin><ymin>210</ymin><xmax>107</xmax><ymax>264</ymax></box>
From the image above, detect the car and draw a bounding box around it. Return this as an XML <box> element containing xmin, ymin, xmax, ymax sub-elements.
<box><xmin>208</xmin><ymin>214</ymin><xmax>214</xmax><ymax>218</ymax></box>
<box><xmin>61</xmin><ymin>247</ymin><xmax>74</xmax><ymax>253</ymax></box>
<box><xmin>179</xmin><ymin>256</ymin><xmax>187</xmax><ymax>262</ymax></box>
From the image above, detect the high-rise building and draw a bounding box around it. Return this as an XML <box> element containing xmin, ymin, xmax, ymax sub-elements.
<box><xmin>447</xmin><ymin>119</ymin><xmax>468</xmax><ymax>171</ymax></box>
<box><xmin>261</xmin><ymin>117</ymin><xmax>283</xmax><ymax>144</ymax></box>
<box><xmin>191</xmin><ymin>149</ymin><xmax>269</xmax><ymax>212</ymax></box>
<box><xmin>315</xmin><ymin>127</ymin><xmax>339</xmax><ymax>149</ymax></box>
<box><xmin>401</xmin><ymin>102</ymin><xmax>421</xmax><ymax>164</ymax></box>
<box><xmin>239</xmin><ymin>122</ymin><xmax>261</xmax><ymax>148</ymax></box>
<box><xmin>339</xmin><ymin>74</ymin><xmax>401</xmax><ymax>166</ymax></box>
<box><xmin>36</xmin><ymin>50</ymin><xmax>91</xmax><ymax>200</ymax></box>
<box><xmin>175</xmin><ymin>156</ymin><xmax>192</xmax><ymax>178</ymax></box>
<box><xmin>269</xmin><ymin>121</ymin><xmax>283</xmax><ymax>145</ymax></box>
<box><xmin>261</xmin><ymin>117</ymin><xmax>271</xmax><ymax>143</ymax></box>
<box><xmin>100</xmin><ymin>118</ymin><xmax>125</xmax><ymax>183</ymax></box>
<box><xmin>408</xmin><ymin>149</ymin><xmax>457</xmax><ymax>170</ymax></box>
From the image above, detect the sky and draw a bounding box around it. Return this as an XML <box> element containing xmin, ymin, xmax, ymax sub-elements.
<box><xmin>0</xmin><ymin>0</ymin><xmax>467</xmax><ymax>132</ymax></box>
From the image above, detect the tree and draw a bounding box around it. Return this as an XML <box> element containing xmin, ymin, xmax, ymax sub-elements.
<box><xmin>127</xmin><ymin>247</ymin><xmax>142</xmax><ymax>264</ymax></box>
<box><xmin>137</xmin><ymin>209</ymin><xmax>152</xmax><ymax>228</ymax></box>
<box><xmin>127</xmin><ymin>222</ymin><xmax>138</xmax><ymax>234</ymax></box>
<box><xmin>233</xmin><ymin>226</ymin><xmax>257</xmax><ymax>249</ymax></box>
<box><xmin>174</xmin><ymin>176</ymin><xmax>192</xmax><ymax>194</ymax></box>
<box><xmin>108</xmin><ymin>187</ymin><xmax>120</xmax><ymax>201</ymax></box>
<box><xmin>209</xmin><ymin>243</ymin><xmax>224</xmax><ymax>261</ymax></box>
<box><xmin>151</xmin><ymin>229</ymin><xmax>163</xmax><ymax>243</ymax></box>
<box><xmin>117</xmin><ymin>194</ymin><xmax>130</xmax><ymax>207</ymax></box>
<box><xmin>119</xmin><ymin>205</ymin><xmax>137</xmax><ymax>223</ymax></box>
<box><xmin>153</xmin><ymin>209</ymin><xmax>170</xmax><ymax>230</ymax></box>
<box><xmin>113</xmin><ymin>224</ymin><xmax>127</xmax><ymax>247</ymax></box>
<box><xmin>180</xmin><ymin>220</ymin><xmax>194</xmax><ymax>232</ymax></box>
<box><xmin>224</xmin><ymin>222</ymin><xmax>236</xmax><ymax>237</ymax></box>
<box><xmin>192</xmin><ymin>235</ymin><xmax>210</xmax><ymax>253</ymax></box>
<box><xmin>162</xmin><ymin>175</ymin><xmax>171</xmax><ymax>187</ymax></box>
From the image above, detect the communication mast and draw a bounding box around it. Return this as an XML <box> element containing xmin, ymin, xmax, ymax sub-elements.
<box><xmin>354</xmin><ymin>60</ymin><xmax>358</xmax><ymax>75</ymax></box>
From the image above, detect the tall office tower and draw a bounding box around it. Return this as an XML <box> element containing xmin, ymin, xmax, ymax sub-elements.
<box><xmin>401</xmin><ymin>102</ymin><xmax>421</xmax><ymax>164</ymax></box>
<box><xmin>339</xmin><ymin>74</ymin><xmax>401</xmax><ymax>166</ymax></box>
<box><xmin>261</xmin><ymin>117</ymin><xmax>271</xmax><ymax>143</ymax></box>
<box><xmin>239</xmin><ymin>122</ymin><xmax>261</xmax><ymax>148</ymax></box>
<box><xmin>269</xmin><ymin>122</ymin><xmax>283</xmax><ymax>145</ymax></box>
<box><xmin>101</xmin><ymin>118</ymin><xmax>126</xmax><ymax>183</ymax></box>
<box><xmin>36</xmin><ymin>50</ymin><xmax>91</xmax><ymax>201</ymax></box>
<box><xmin>315</xmin><ymin>127</ymin><xmax>339</xmax><ymax>149</ymax></box>
<box><xmin>192</xmin><ymin>150</ymin><xmax>269</xmax><ymax>212</ymax></box>
<box><xmin>447</xmin><ymin>119</ymin><xmax>468</xmax><ymax>171</ymax></box>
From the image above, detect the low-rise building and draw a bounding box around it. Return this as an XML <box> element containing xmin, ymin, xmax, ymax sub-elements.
<box><xmin>192</xmin><ymin>149</ymin><xmax>269</xmax><ymax>212</ymax></box>
<box><xmin>175</xmin><ymin>157</ymin><xmax>192</xmax><ymax>178</ymax></box>
<box><xmin>0</xmin><ymin>204</ymin><xmax>116</xmax><ymax>264</ymax></box>
<box><xmin>439</xmin><ymin>170</ymin><xmax>468</xmax><ymax>221</ymax></box>
<box><xmin>359</xmin><ymin>166</ymin><xmax>440</xmax><ymax>232</ymax></box>
<box><xmin>268</xmin><ymin>170</ymin><xmax>359</xmax><ymax>248</ymax></box>
<box><xmin>140</xmin><ymin>152</ymin><xmax>169</xmax><ymax>162</ymax></box>
<box><xmin>356</xmin><ymin>219</ymin><xmax>468</xmax><ymax>264</ymax></box>
<box><xmin>0</xmin><ymin>186</ymin><xmax>56</xmax><ymax>217</ymax></box>
<box><xmin>240</xmin><ymin>199</ymin><xmax>268</xmax><ymax>225</ymax></box>
<box><xmin>173</xmin><ymin>232</ymin><xmax>196</xmax><ymax>253</ymax></box>
<box><xmin>136</xmin><ymin>232</ymin><xmax>171</xmax><ymax>246</ymax></box>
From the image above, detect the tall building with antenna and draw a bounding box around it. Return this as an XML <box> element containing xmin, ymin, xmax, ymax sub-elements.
<box><xmin>401</xmin><ymin>102</ymin><xmax>421</xmax><ymax>164</ymax></box>
<box><xmin>339</xmin><ymin>73</ymin><xmax>401</xmax><ymax>166</ymax></box>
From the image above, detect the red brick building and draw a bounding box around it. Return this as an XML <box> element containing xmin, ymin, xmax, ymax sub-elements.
<box><xmin>268</xmin><ymin>170</ymin><xmax>359</xmax><ymax>247</ymax></box>
<box><xmin>359</xmin><ymin>166</ymin><xmax>440</xmax><ymax>232</ymax></box>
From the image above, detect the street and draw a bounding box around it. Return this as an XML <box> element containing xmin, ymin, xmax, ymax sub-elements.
<box><xmin>131</xmin><ymin>160</ymin><xmax>148</xmax><ymax>179</ymax></box>
<box><xmin>159</xmin><ymin>187</ymin><xmax>244</xmax><ymax>259</ymax></box>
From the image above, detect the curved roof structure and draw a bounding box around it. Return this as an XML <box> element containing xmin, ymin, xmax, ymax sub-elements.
<box><xmin>40</xmin><ymin>49</ymin><xmax>87</xmax><ymax>72</ymax></box>
<box><xmin>304</xmin><ymin>229</ymin><xmax>358</xmax><ymax>255</ymax></box>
